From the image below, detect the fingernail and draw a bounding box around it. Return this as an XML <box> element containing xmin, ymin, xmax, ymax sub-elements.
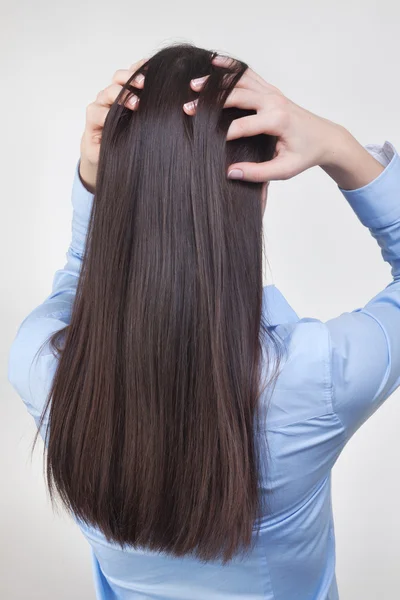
<box><xmin>134</xmin><ymin>73</ymin><xmax>145</xmax><ymax>84</ymax></box>
<box><xmin>212</xmin><ymin>54</ymin><xmax>227</xmax><ymax>64</ymax></box>
<box><xmin>129</xmin><ymin>95</ymin><xmax>138</xmax><ymax>106</ymax></box>
<box><xmin>191</xmin><ymin>75</ymin><xmax>207</xmax><ymax>88</ymax></box>
<box><xmin>183</xmin><ymin>99</ymin><xmax>198</xmax><ymax>112</ymax></box>
<box><xmin>228</xmin><ymin>169</ymin><xmax>244</xmax><ymax>180</ymax></box>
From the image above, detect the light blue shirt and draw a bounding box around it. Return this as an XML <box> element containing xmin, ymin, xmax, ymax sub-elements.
<box><xmin>8</xmin><ymin>141</ymin><xmax>400</xmax><ymax>600</ymax></box>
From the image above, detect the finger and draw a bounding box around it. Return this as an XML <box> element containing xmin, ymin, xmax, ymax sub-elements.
<box><xmin>183</xmin><ymin>98</ymin><xmax>198</xmax><ymax>115</ymax></box>
<box><xmin>123</xmin><ymin>94</ymin><xmax>140</xmax><ymax>110</ymax></box>
<box><xmin>190</xmin><ymin>70</ymin><xmax>262</xmax><ymax>94</ymax></box>
<box><xmin>212</xmin><ymin>54</ymin><xmax>271</xmax><ymax>91</ymax></box>
<box><xmin>240</xmin><ymin>66</ymin><xmax>281</xmax><ymax>94</ymax></box>
<box><xmin>211</xmin><ymin>54</ymin><xmax>238</xmax><ymax>69</ymax></box>
<box><xmin>96</xmin><ymin>83</ymin><xmax>124</xmax><ymax>107</ymax></box>
<box><xmin>112</xmin><ymin>69</ymin><xmax>145</xmax><ymax>88</ymax></box>
<box><xmin>86</xmin><ymin>104</ymin><xmax>109</xmax><ymax>128</ymax></box>
<box><xmin>211</xmin><ymin>55</ymin><xmax>263</xmax><ymax>90</ymax></box>
<box><xmin>227</xmin><ymin>157</ymin><xmax>298</xmax><ymax>183</ymax></box>
<box><xmin>96</xmin><ymin>84</ymin><xmax>140</xmax><ymax>111</ymax></box>
<box><xmin>223</xmin><ymin>88</ymin><xmax>263</xmax><ymax>111</ymax></box>
<box><xmin>129</xmin><ymin>57</ymin><xmax>149</xmax><ymax>72</ymax></box>
<box><xmin>212</xmin><ymin>54</ymin><xmax>282</xmax><ymax>95</ymax></box>
<box><xmin>226</xmin><ymin>113</ymin><xmax>282</xmax><ymax>141</ymax></box>
<box><xmin>183</xmin><ymin>89</ymin><xmax>261</xmax><ymax>116</ymax></box>
<box><xmin>190</xmin><ymin>74</ymin><xmax>210</xmax><ymax>91</ymax></box>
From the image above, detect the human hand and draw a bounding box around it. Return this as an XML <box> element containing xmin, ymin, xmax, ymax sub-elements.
<box><xmin>183</xmin><ymin>55</ymin><xmax>351</xmax><ymax>183</ymax></box>
<box><xmin>79</xmin><ymin>58</ymin><xmax>148</xmax><ymax>192</ymax></box>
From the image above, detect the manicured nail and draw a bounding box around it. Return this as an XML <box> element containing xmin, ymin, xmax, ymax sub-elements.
<box><xmin>134</xmin><ymin>73</ymin><xmax>145</xmax><ymax>84</ymax></box>
<box><xmin>183</xmin><ymin>99</ymin><xmax>198</xmax><ymax>112</ymax></box>
<box><xmin>228</xmin><ymin>169</ymin><xmax>244</xmax><ymax>180</ymax></box>
<box><xmin>191</xmin><ymin>75</ymin><xmax>208</xmax><ymax>88</ymax></box>
<box><xmin>129</xmin><ymin>95</ymin><xmax>138</xmax><ymax>106</ymax></box>
<box><xmin>212</xmin><ymin>54</ymin><xmax>228</xmax><ymax>64</ymax></box>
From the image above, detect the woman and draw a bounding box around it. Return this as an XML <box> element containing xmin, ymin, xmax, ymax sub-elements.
<box><xmin>7</xmin><ymin>43</ymin><xmax>400</xmax><ymax>599</ymax></box>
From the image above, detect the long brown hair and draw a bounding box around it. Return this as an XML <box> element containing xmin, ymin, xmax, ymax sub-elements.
<box><xmin>32</xmin><ymin>43</ymin><xmax>285</xmax><ymax>564</ymax></box>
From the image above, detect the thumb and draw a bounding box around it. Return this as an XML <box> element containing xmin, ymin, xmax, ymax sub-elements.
<box><xmin>227</xmin><ymin>157</ymin><xmax>296</xmax><ymax>183</ymax></box>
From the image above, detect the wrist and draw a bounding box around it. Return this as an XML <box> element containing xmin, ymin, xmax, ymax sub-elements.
<box><xmin>319</xmin><ymin>126</ymin><xmax>385</xmax><ymax>190</ymax></box>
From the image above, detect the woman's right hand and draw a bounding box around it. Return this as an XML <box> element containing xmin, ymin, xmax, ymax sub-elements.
<box><xmin>79</xmin><ymin>58</ymin><xmax>148</xmax><ymax>193</ymax></box>
<box><xmin>184</xmin><ymin>55</ymin><xmax>384</xmax><ymax>189</ymax></box>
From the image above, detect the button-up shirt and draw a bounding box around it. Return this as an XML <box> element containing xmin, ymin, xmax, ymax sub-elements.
<box><xmin>8</xmin><ymin>141</ymin><xmax>400</xmax><ymax>599</ymax></box>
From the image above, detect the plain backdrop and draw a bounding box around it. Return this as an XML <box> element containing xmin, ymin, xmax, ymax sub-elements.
<box><xmin>2</xmin><ymin>0</ymin><xmax>399</xmax><ymax>598</ymax></box>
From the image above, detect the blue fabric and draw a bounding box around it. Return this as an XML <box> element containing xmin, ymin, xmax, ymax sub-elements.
<box><xmin>7</xmin><ymin>140</ymin><xmax>400</xmax><ymax>599</ymax></box>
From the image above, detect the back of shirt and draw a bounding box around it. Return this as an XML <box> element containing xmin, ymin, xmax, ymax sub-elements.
<box><xmin>8</xmin><ymin>141</ymin><xmax>400</xmax><ymax>600</ymax></box>
<box><xmin>74</xmin><ymin>302</ymin><xmax>342</xmax><ymax>600</ymax></box>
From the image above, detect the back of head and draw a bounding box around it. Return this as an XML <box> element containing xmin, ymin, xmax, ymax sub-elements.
<box><xmin>35</xmin><ymin>43</ymin><xmax>284</xmax><ymax>565</ymax></box>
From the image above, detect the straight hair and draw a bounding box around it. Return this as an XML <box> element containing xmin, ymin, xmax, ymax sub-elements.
<box><xmin>32</xmin><ymin>43</ymin><xmax>286</xmax><ymax>565</ymax></box>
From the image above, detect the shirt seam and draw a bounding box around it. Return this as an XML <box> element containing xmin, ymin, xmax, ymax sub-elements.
<box><xmin>264</xmin><ymin>409</ymin><xmax>344</xmax><ymax>433</ymax></box>
<box><xmin>358</xmin><ymin>308</ymin><xmax>392</xmax><ymax>403</ymax></box>
<box><xmin>323</xmin><ymin>322</ymin><xmax>348</xmax><ymax>445</ymax></box>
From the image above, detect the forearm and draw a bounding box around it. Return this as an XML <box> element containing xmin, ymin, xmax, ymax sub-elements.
<box><xmin>7</xmin><ymin>158</ymin><xmax>95</xmax><ymax>417</ymax></box>
<box><xmin>325</xmin><ymin>139</ymin><xmax>400</xmax><ymax>440</ymax></box>
<box><xmin>79</xmin><ymin>157</ymin><xmax>97</xmax><ymax>194</ymax></box>
<box><xmin>319</xmin><ymin>126</ymin><xmax>385</xmax><ymax>190</ymax></box>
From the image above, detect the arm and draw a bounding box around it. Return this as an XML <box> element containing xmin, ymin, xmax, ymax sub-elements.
<box><xmin>7</xmin><ymin>160</ymin><xmax>94</xmax><ymax>422</ymax></box>
<box><xmin>7</xmin><ymin>59</ymin><xmax>145</xmax><ymax>429</ymax></box>
<box><xmin>323</xmin><ymin>141</ymin><xmax>400</xmax><ymax>440</ymax></box>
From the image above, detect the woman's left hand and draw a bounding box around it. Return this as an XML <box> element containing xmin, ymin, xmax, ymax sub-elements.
<box><xmin>79</xmin><ymin>58</ymin><xmax>147</xmax><ymax>192</ymax></box>
<box><xmin>183</xmin><ymin>55</ymin><xmax>349</xmax><ymax>184</ymax></box>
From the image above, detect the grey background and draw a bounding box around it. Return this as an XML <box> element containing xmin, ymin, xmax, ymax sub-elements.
<box><xmin>2</xmin><ymin>0</ymin><xmax>399</xmax><ymax>598</ymax></box>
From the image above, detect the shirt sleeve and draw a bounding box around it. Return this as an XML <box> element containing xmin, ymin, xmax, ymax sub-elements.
<box><xmin>7</xmin><ymin>159</ymin><xmax>94</xmax><ymax>430</ymax></box>
<box><xmin>325</xmin><ymin>140</ymin><xmax>400</xmax><ymax>441</ymax></box>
